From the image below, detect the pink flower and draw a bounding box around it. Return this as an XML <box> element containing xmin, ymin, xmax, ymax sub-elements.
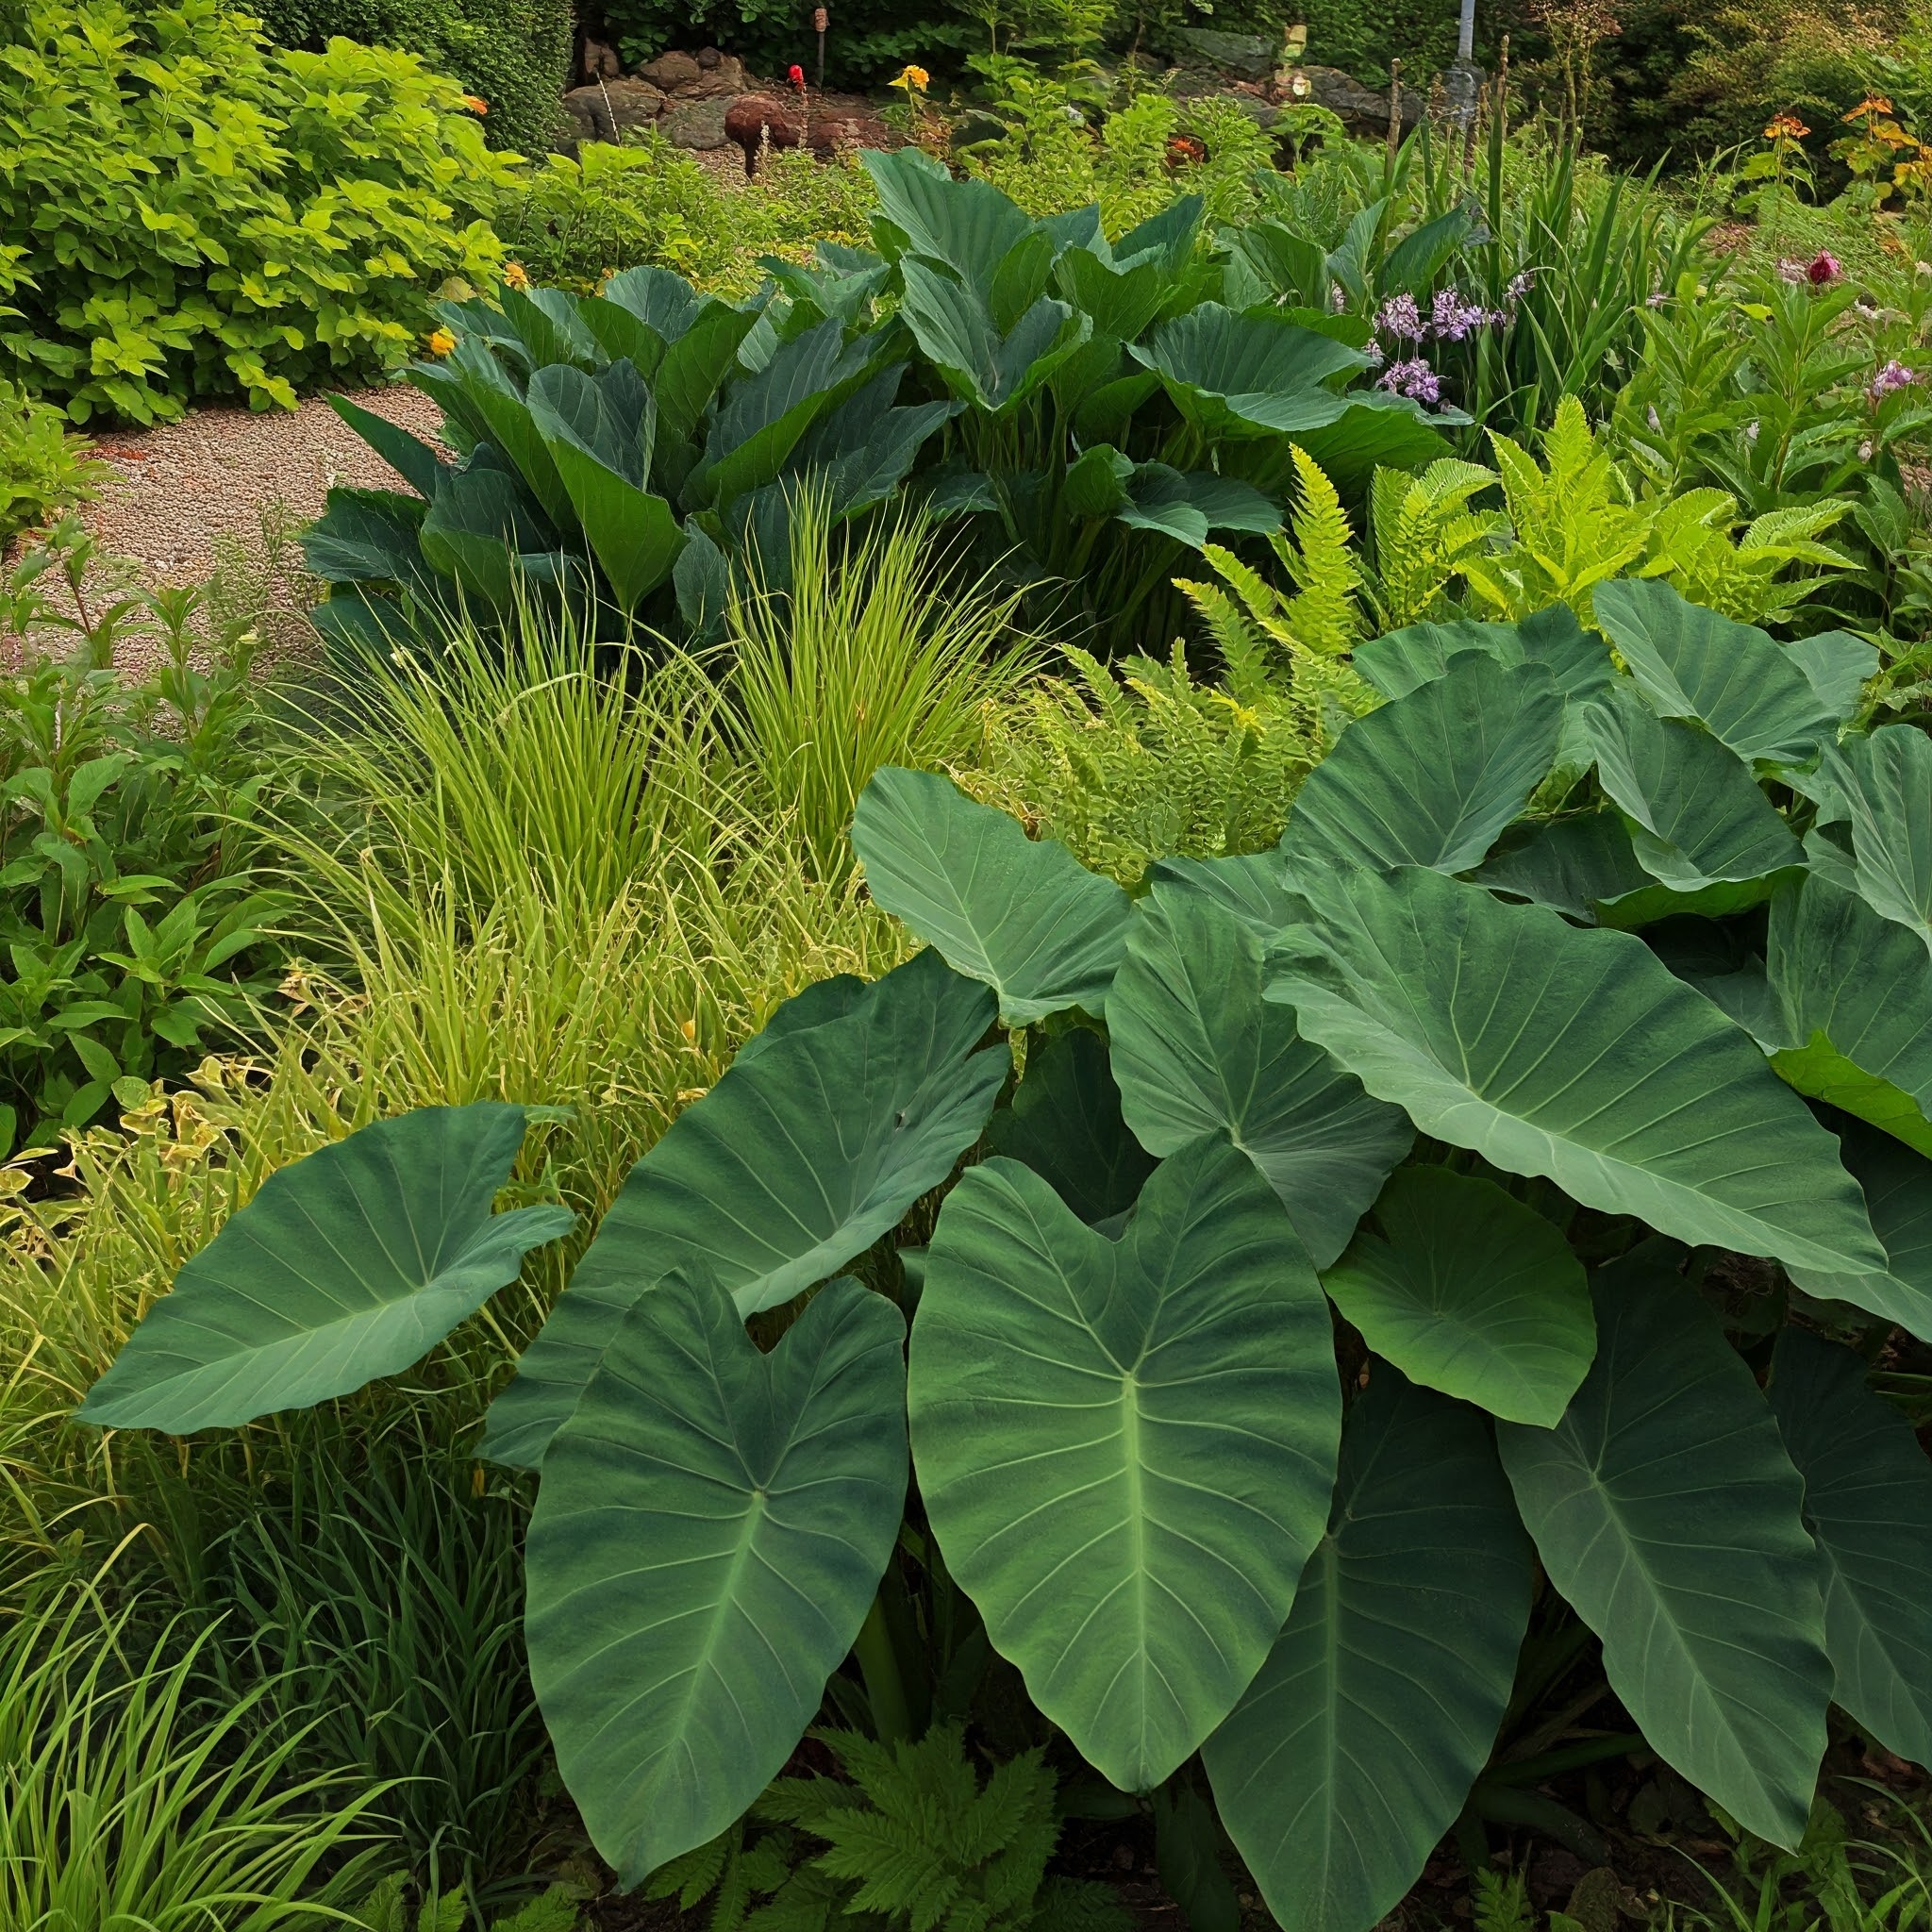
<box><xmin>1807</xmin><ymin>250</ymin><xmax>1842</xmax><ymax>285</ymax></box>
<box><xmin>1870</xmin><ymin>358</ymin><xmax>1917</xmax><ymax>401</ymax></box>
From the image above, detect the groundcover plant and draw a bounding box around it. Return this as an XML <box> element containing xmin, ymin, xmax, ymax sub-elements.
<box><xmin>80</xmin><ymin>581</ymin><xmax>1932</xmax><ymax>1932</ymax></box>
<box><xmin>304</xmin><ymin>149</ymin><xmax>1450</xmax><ymax>655</ymax></box>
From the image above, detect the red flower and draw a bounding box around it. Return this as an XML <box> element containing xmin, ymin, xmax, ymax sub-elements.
<box><xmin>789</xmin><ymin>62</ymin><xmax>806</xmax><ymax>87</ymax></box>
<box><xmin>1807</xmin><ymin>250</ymin><xmax>1842</xmax><ymax>285</ymax></box>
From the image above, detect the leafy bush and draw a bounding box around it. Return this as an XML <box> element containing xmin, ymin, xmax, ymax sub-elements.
<box><xmin>249</xmin><ymin>0</ymin><xmax>571</xmax><ymax>156</ymax></box>
<box><xmin>0</xmin><ymin>525</ymin><xmax>288</xmax><ymax>1157</ymax></box>
<box><xmin>0</xmin><ymin>0</ymin><xmax>518</xmax><ymax>424</ymax></box>
<box><xmin>77</xmin><ymin>565</ymin><xmax>1932</xmax><ymax>1932</ymax></box>
<box><xmin>305</xmin><ymin>149</ymin><xmax>1448</xmax><ymax>657</ymax></box>
<box><xmin>0</xmin><ymin>386</ymin><xmax>107</xmax><ymax>545</ymax></box>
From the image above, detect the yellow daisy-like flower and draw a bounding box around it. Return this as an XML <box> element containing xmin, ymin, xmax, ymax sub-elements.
<box><xmin>427</xmin><ymin>326</ymin><xmax>458</xmax><ymax>356</ymax></box>
<box><xmin>504</xmin><ymin>260</ymin><xmax>530</xmax><ymax>289</ymax></box>
<box><xmin>895</xmin><ymin>63</ymin><xmax>929</xmax><ymax>90</ymax></box>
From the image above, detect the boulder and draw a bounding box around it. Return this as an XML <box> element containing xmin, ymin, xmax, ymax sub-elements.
<box><xmin>683</xmin><ymin>53</ymin><xmax>749</xmax><ymax>97</ymax></box>
<box><xmin>640</xmin><ymin>48</ymin><xmax>702</xmax><ymax>90</ymax></box>
<box><xmin>1173</xmin><ymin>26</ymin><xmax>1274</xmax><ymax>78</ymax></box>
<box><xmin>560</xmin><ymin>76</ymin><xmax>667</xmax><ymax>144</ymax></box>
<box><xmin>662</xmin><ymin>94</ymin><xmax>732</xmax><ymax>149</ymax></box>
<box><xmin>1301</xmin><ymin>63</ymin><xmax>1423</xmax><ymax>135</ymax></box>
<box><xmin>578</xmin><ymin>35</ymin><xmax>621</xmax><ymax>81</ymax></box>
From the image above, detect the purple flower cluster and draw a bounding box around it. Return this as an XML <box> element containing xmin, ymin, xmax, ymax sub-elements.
<box><xmin>1374</xmin><ymin>292</ymin><xmax>1426</xmax><ymax>341</ymax></box>
<box><xmin>1870</xmin><ymin>358</ymin><xmax>1918</xmax><ymax>401</ymax></box>
<box><xmin>1431</xmin><ymin>288</ymin><xmax>1493</xmax><ymax>341</ymax></box>
<box><xmin>1377</xmin><ymin>358</ymin><xmax>1442</xmax><ymax>406</ymax></box>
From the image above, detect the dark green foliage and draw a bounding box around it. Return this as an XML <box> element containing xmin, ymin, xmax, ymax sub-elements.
<box><xmin>652</xmin><ymin>1726</ymin><xmax>1131</xmax><ymax>1932</ymax></box>
<box><xmin>251</xmin><ymin>0</ymin><xmax>571</xmax><ymax>155</ymax></box>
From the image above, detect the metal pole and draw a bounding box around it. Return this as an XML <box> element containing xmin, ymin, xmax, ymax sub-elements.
<box><xmin>1446</xmin><ymin>0</ymin><xmax>1479</xmax><ymax>143</ymax></box>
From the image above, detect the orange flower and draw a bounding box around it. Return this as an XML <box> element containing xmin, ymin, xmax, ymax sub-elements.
<box><xmin>427</xmin><ymin>326</ymin><xmax>458</xmax><ymax>356</ymax></box>
<box><xmin>1846</xmin><ymin>93</ymin><xmax>1896</xmax><ymax>121</ymax></box>
<box><xmin>1763</xmin><ymin>112</ymin><xmax>1810</xmax><ymax>141</ymax></box>
<box><xmin>462</xmin><ymin>93</ymin><xmax>488</xmax><ymax>114</ymax></box>
<box><xmin>504</xmin><ymin>259</ymin><xmax>530</xmax><ymax>289</ymax></box>
<box><xmin>894</xmin><ymin>63</ymin><xmax>929</xmax><ymax>90</ymax></box>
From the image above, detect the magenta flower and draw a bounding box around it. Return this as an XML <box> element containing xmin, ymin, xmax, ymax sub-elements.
<box><xmin>1807</xmin><ymin>250</ymin><xmax>1842</xmax><ymax>285</ymax></box>
<box><xmin>1374</xmin><ymin>293</ymin><xmax>1424</xmax><ymax>341</ymax></box>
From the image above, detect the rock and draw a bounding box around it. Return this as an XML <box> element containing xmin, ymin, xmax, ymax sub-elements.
<box><xmin>1223</xmin><ymin>93</ymin><xmax>1280</xmax><ymax>130</ymax></box>
<box><xmin>683</xmin><ymin>53</ymin><xmax>748</xmax><ymax>98</ymax></box>
<box><xmin>640</xmin><ymin>48</ymin><xmax>702</xmax><ymax>90</ymax></box>
<box><xmin>696</xmin><ymin>44</ymin><xmax>723</xmax><ymax>66</ymax></box>
<box><xmin>560</xmin><ymin>76</ymin><xmax>666</xmax><ymax>143</ymax></box>
<box><xmin>809</xmin><ymin>111</ymin><xmax>887</xmax><ymax>154</ymax></box>
<box><xmin>578</xmin><ymin>35</ymin><xmax>621</xmax><ymax>81</ymax></box>
<box><xmin>663</xmin><ymin>94</ymin><xmax>732</xmax><ymax>149</ymax></box>
<box><xmin>1300</xmin><ymin>62</ymin><xmax>1423</xmax><ymax>135</ymax></box>
<box><xmin>1173</xmin><ymin>26</ymin><xmax>1275</xmax><ymax>77</ymax></box>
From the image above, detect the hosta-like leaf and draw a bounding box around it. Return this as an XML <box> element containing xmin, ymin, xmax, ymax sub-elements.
<box><xmin>851</xmin><ymin>768</ymin><xmax>1132</xmax><ymax>1024</ymax></box>
<box><xmin>1583</xmin><ymin>685</ymin><xmax>1804</xmax><ymax>922</ymax></box>
<box><xmin>1786</xmin><ymin>630</ymin><xmax>1878</xmax><ymax>724</ymax></box>
<box><xmin>480</xmin><ymin>949</ymin><xmax>1006</xmax><ymax>1467</ymax></box>
<box><xmin>1497</xmin><ymin>1251</ymin><xmax>1831</xmax><ymax>1848</ymax></box>
<box><xmin>526</xmin><ymin>1273</ymin><xmax>908</xmax><ymax>1886</ymax></box>
<box><xmin>984</xmin><ymin>1025</ymin><xmax>1154</xmax><ymax>1225</ymax></box>
<box><xmin>1592</xmin><ymin>579</ymin><xmax>1834</xmax><ymax>766</ymax></box>
<box><xmin>1813</xmin><ymin>725</ymin><xmax>1932</xmax><ymax>951</ymax></box>
<box><xmin>1767</xmin><ymin>874</ymin><xmax>1932</xmax><ymax>1156</ymax></box>
<box><xmin>1108</xmin><ymin>887</ymin><xmax>1410</xmax><ymax>1268</ymax></box>
<box><xmin>1266</xmin><ymin>865</ymin><xmax>1888</xmax><ymax>1280</ymax></box>
<box><xmin>1204</xmin><ymin>1371</ymin><xmax>1531</xmax><ymax>1932</ymax></box>
<box><xmin>1352</xmin><ymin>607</ymin><xmax>1611</xmax><ymax>707</ymax></box>
<box><xmin>1768</xmin><ymin>1326</ymin><xmax>1932</xmax><ymax>1767</ymax></box>
<box><xmin>1322</xmin><ymin>1166</ymin><xmax>1593</xmax><ymax>1426</ymax></box>
<box><xmin>911</xmin><ymin>1140</ymin><xmax>1341</xmax><ymax>1792</ymax></box>
<box><xmin>1279</xmin><ymin>657</ymin><xmax>1562</xmax><ymax>876</ymax></box>
<box><xmin>1787</xmin><ymin>1123</ymin><xmax>1932</xmax><ymax>1341</ymax></box>
<box><xmin>77</xmin><ymin>1105</ymin><xmax>574</xmax><ymax>1432</ymax></box>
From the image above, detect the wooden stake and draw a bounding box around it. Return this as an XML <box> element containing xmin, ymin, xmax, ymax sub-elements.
<box><xmin>1387</xmin><ymin>57</ymin><xmax>1402</xmax><ymax>158</ymax></box>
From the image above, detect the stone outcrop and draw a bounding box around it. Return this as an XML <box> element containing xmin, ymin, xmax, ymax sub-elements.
<box><xmin>560</xmin><ymin>76</ymin><xmax>667</xmax><ymax>146</ymax></box>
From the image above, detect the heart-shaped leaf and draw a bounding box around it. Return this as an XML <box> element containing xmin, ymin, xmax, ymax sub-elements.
<box><xmin>851</xmin><ymin>768</ymin><xmax>1133</xmax><ymax>1024</ymax></box>
<box><xmin>1205</xmin><ymin>1371</ymin><xmax>1531</xmax><ymax>1932</ymax></box>
<box><xmin>1768</xmin><ymin>1325</ymin><xmax>1932</xmax><ymax>1768</ymax></box>
<box><xmin>1812</xmin><ymin>725</ymin><xmax>1932</xmax><ymax>952</ymax></box>
<box><xmin>1787</xmin><ymin>1122</ymin><xmax>1932</xmax><ymax>1342</ymax></box>
<box><xmin>77</xmin><ymin>1105</ymin><xmax>574</xmax><ymax>1432</ymax></box>
<box><xmin>1322</xmin><ymin>1165</ymin><xmax>1594</xmax><ymax>1426</ymax></box>
<box><xmin>1279</xmin><ymin>656</ymin><xmax>1562</xmax><ymax>876</ymax></box>
<box><xmin>1266</xmin><ymin>865</ymin><xmax>1888</xmax><ymax>1280</ymax></box>
<box><xmin>984</xmin><ymin>1025</ymin><xmax>1155</xmax><ymax>1225</ymax></box>
<box><xmin>1498</xmin><ymin>1251</ymin><xmax>1831</xmax><ymax>1848</ymax></box>
<box><xmin>481</xmin><ymin>949</ymin><xmax>1006</xmax><ymax>1467</ymax></box>
<box><xmin>912</xmin><ymin>1139</ymin><xmax>1341</xmax><ymax>1792</ymax></box>
<box><xmin>1109</xmin><ymin>886</ymin><xmax>1411</xmax><ymax>1268</ymax></box>
<box><xmin>525</xmin><ymin>1272</ymin><xmax>908</xmax><ymax>1886</ymax></box>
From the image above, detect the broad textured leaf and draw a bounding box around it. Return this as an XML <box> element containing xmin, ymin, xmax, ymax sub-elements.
<box><xmin>1205</xmin><ymin>1372</ymin><xmax>1531</xmax><ymax>1932</ymax></box>
<box><xmin>1280</xmin><ymin>657</ymin><xmax>1561</xmax><ymax>875</ymax></box>
<box><xmin>1592</xmin><ymin>580</ymin><xmax>1833</xmax><ymax>766</ymax></box>
<box><xmin>862</xmin><ymin>147</ymin><xmax>1038</xmax><ymax>292</ymax></box>
<box><xmin>1767</xmin><ymin>874</ymin><xmax>1932</xmax><ymax>1156</ymax></box>
<box><xmin>1149</xmin><ymin>853</ymin><xmax>1302</xmax><ymax>938</ymax></box>
<box><xmin>911</xmin><ymin>1140</ymin><xmax>1341</xmax><ymax>1792</ymax></box>
<box><xmin>1114</xmin><ymin>464</ymin><xmax>1280</xmax><ymax>546</ymax></box>
<box><xmin>1768</xmin><ymin>1326</ymin><xmax>1932</xmax><ymax>1767</ymax></box>
<box><xmin>300</xmin><ymin>488</ymin><xmax>430</xmax><ymax>588</ymax></box>
<box><xmin>851</xmin><ymin>768</ymin><xmax>1132</xmax><ymax>1024</ymax></box>
<box><xmin>899</xmin><ymin>261</ymin><xmax>1088</xmax><ymax>416</ymax></box>
<box><xmin>327</xmin><ymin>395</ymin><xmax>448</xmax><ymax>499</ymax></box>
<box><xmin>1786</xmin><ymin>630</ymin><xmax>1878</xmax><ymax>724</ymax></box>
<box><xmin>1265</xmin><ymin>865</ymin><xmax>1889</xmax><ymax>1279</ymax></box>
<box><xmin>526</xmin><ymin>1273</ymin><xmax>908</xmax><ymax>1885</ymax></box>
<box><xmin>1787</xmin><ymin>1122</ymin><xmax>1932</xmax><ymax>1341</ymax></box>
<box><xmin>77</xmin><ymin>1105</ymin><xmax>574</xmax><ymax>1432</ymax></box>
<box><xmin>1472</xmin><ymin>812</ymin><xmax>1652</xmax><ymax>922</ymax></box>
<box><xmin>1813</xmin><ymin>725</ymin><xmax>1932</xmax><ymax>951</ymax></box>
<box><xmin>1353</xmin><ymin>608</ymin><xmax>1610</xmax><ymax>707</ymax></box>
<box><xmin>1583</xmin><ymin>686</ymin><xmax>1804</xmax><ymax>921</ymax></box>
<box><xmin>1109</xmin><ymin>887</ymin><xmax>1410</xmax><ymax>1268</ymax></box>
<box><xmin>1322</xmin><ymin>1166</ymin><xmax>1594</xmax><ymax>1426</ymax></box>
<box><xmin>984</xmin><ymin>1026</ymin><xmax>1155</xmax><ymax>1225</ymax></box>
<box><xmin>480</xmin><ymin>950</ymin><xmax>1006</xmax><ymax>1467</ymax></box>
<box><xmin>1498</xmin><ymin>1251</ymin><xmax>1831</xmax><ymax>1847</ymax></box>
<box><xmin>1135</xmin><ymin>305</ymin><xmax>1364</xmax><ymax>440</ymax></box>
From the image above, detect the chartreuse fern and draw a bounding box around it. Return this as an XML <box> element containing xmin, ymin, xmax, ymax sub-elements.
<box><xmin>1362</xmin><ymin>458</ymin><xmax>1507</xmax><ymax>631</ymax></box>
<box><xmin>646</xmin><ymin>1727</ymin><xmax>1127</xmax><ymax>1932</ymax></box>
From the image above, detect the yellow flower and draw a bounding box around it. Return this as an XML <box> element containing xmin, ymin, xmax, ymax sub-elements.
<box><xmin>504</xmin><ymin>259</ymin><xmax>530</xmax><ymax>289</ymax></box>
<box><xmin>895</xmin><ymin>63</ymin><xmax>929</xmax><ymax>91</ymax></box>
<box><xmin>427</xmin><ymin>326</ymin><xmax>458</xmax><ymax>356</ymax></box>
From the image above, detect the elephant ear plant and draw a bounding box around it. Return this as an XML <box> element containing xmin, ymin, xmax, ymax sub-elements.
<box><xmin>81</xmin><ymin>579</ymin><xmax>1932</xmax><ymax>1932</ymax></box>
<box><xmin>304</xmin><ymin>152</ymin><xmax>1452</xmax><ymax>657</ymax></box>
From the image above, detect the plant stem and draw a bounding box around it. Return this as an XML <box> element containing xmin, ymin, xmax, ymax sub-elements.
<box><xmin>853</xmin><ymin>1592</ymin><xmax>916</xmax><ymax>1743</ymax></box>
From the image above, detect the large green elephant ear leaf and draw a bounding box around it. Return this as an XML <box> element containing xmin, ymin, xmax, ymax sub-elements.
<box><xmin>911</xmin><ymin>1139</ymin><xmax>1341</xmax><ymax>1792</ymax></box>
<box><xmin>1581</xmin><ymin>685</ymin><xmax>1805</xmax><ymax>926</ymax></box>
<box><xmin>1811</xmin><ymin>724</ymin><xmax>1932</xmax><ymax>951</ymax></box>
<box><xmin>1766</xmin><ymin>873</ymin><xmax>1932</xmax><ymax>1157</ymax></box>
<box><xmin>1497</xmin><ymin>1250</ymin><xmax>1831</xmax><ymax>1848</ymax></box>
<box><xmin>1768</xmin><ymin>1325</ymin><xmax>1932</xmax><ymax>1769</ymax></box>
<box><xmin>1204</xmin><ymin>1371</ymin><xmax>1531</xmax><ymax>1932</ymax></box>
<box><xmin>1277</xmin><ymin>655</ymin><xmax>1561</xmax><ymax>876</ymax></box>
<box><xmin>1591</xmin><ymin>579</ymin><xmax>1835</xmax><ymax>767</ymax></box>
<box><xmin>851</xmin><ymin>768</ymin><xmax>1132</xmax><ymax>1024</ymax></box>
<box><xmin>1108</xmin><ymin>886</ymin><xmax>1411</xmax><ymax>1269</ymax></box>
<box><xmin>76</xmin><ymin>1105</ymin><xmax>574</xmax><ymax>1433</ymax></box>
<box><xmin>984</xmin><ymin>1026</ymin><xmax>1155</xmax><ymax>1225</ymax></box>
<box><xmin>479</xmin><ymin>949</ymin><xmax>1006</xmax><ymax>1468</ymax></box>
<box><xmin>525</xmin><ymin>1272</ymin><xmax>908</xmax><ymax>1887</ymax></box>
<box><xmin>1265</xmin><ymin>865</ymin><xmax>1888</xmax><ymax>1281</ymax></box>
<box><xmin>1787</xmin><ymin>1122</ymin><xmax>1932</xmax><ymax>1341</ymax></box>
<box><xmin>1321</xmin><ymin>1165</ymin><xmax>1594</xmax><ymax>1426</ymax></box>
